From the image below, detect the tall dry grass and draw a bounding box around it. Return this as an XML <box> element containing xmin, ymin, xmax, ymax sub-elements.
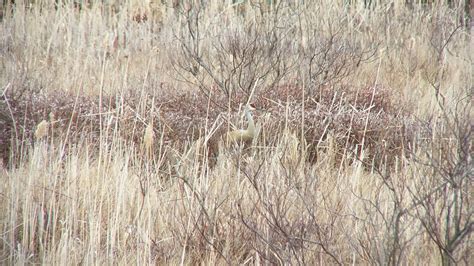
<box><xmin>0</xmin><ymin>0</ymin><xmax>472</xmax><ymax>264</ymax></box>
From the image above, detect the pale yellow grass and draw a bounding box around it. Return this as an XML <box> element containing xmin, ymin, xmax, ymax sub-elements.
<box><xmin>1</xmin><ymin>132</ymin><xmax>442</xmax><ymax>264</ymax></box>
<box><xmin>0</xmin><ymin>0</ymin><xmax>472</xmax><ymax>264</ymax></box>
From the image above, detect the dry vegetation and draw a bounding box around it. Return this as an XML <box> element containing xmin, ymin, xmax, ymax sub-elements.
<box><xmin>0</xmin><ymin>0</ymin><xmax>473</xmax><ymax>264</ymax></box>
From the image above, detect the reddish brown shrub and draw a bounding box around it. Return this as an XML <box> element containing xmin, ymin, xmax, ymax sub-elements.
<box><xmin>0</xmin><ymin>82</ymin><xmax>415</xmax><ymax>170</ymax></box>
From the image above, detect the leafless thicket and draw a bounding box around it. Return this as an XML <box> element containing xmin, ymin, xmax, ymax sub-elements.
<box><xmin>171</xmin><ymin>1</ymin><xmax>378</xmax><ymax>103</ymax></box>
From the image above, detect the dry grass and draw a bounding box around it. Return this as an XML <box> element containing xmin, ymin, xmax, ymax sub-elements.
<box><xmin>1</xmin><ymin>0</ymin><xmax>472</xmax><ymax>264</ymax></box>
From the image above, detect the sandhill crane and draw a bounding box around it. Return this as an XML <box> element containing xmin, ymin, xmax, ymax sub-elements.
<box><xmin>225</xmin><ymin>104</ymin><xmax>257</xmax><ymax>146</ymax></box>
<box><xmin>173</xmin><ymin>103</ymin><xmax>260</xmax><ymax>175</ymax></box>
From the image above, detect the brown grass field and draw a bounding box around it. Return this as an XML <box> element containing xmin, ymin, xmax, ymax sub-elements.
<box><xmin>0</xmin><ymin>0</ymin><xmax>472</xmax><ymax>264</ymax></box>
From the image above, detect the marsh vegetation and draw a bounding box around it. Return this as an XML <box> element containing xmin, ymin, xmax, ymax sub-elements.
<box><xmin>0</xmin><ymin>0</ymin><xmax>472</xmax><ymax>264</ymax></box>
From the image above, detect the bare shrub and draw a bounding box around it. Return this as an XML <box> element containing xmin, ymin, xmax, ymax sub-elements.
<box><xmin>169</xmin><ymin>1</ymin><xmax>296</xmax><ymax>105</ymax></box>
<box><xmin>408</xmin><ymin>83</ymin><xmax>473</xmax><ymax>265</ymax></box>
<box><xmin>252</xmin><ymin>83</ymin><xmax>414</xmax><ymax>169</ymax></box>
<box><xmin>168</xmin><ymin>2</ymin><xmax>377</xmax><ymax>104</ymax></box>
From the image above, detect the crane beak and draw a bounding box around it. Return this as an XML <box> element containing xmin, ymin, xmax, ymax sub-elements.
<box><xmin>247</xmin><ymin>103</ymin><xmax>257</xmax><ymax>111</ymax></box>
<box><xmin>248</xmin><ymin>104</ymin><xmax>266</xmax><ymax>113</ymax></box>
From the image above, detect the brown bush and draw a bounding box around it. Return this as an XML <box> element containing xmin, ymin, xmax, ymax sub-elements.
<box><xmin>1</xmin><ymin>80</ymin><xmax>415</xmax><ymax>171</ymax></box>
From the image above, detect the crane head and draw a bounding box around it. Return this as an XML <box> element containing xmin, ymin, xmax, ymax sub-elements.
<box><xmin>244</xmin><ymin>103</ymin><xmax>256</xmax><ymax>112</ymax></box>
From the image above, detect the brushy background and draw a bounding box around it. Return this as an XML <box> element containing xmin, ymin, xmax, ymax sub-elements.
<box><xmin>0</xmin><ymin>0</ymin><xmax>472</xmax><ymax>264</ymax></box>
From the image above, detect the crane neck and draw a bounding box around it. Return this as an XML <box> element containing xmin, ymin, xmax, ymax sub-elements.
<box><xmin>245</xmin><ymin>109</ymin><xmax>255</xmax><ymax>135</ymax></box>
